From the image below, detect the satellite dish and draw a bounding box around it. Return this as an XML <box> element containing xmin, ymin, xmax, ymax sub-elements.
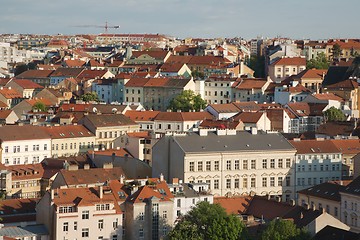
<box><xmin>93</xmin><ymin>107</ymin><xmax>98</xmax><ymax>113</ymax></box>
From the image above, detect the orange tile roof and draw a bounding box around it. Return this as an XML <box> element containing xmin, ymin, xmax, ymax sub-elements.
<box><xmin>296</xmin><ymin>69</ymin><xmax>327</xmax><ymax>79</ymax></box>
<box><xmin>16</xmin><ymin>69</ymin><xmax>54</xmax><ymax>78</ymax></box>
<box><xmin>7</xmin><ymin>163</ymin><xmax>45</xmax><ymax>181</ymax></box>
<box><xmin>166</xmin><ymin>55</ymin><xmax>193</xmax><ymax>64</ymax></box>
<box><xmin>0</xmin><ymin>109</ymin><xmax>13</xmax><ymax>119</ymax></box>
<box><xmin>127</xmin><ymin>131</ymin><xmax>151</xmax><ymax>138</ymax></box>
<box><xmin>131</xmin><ymin>50</ymin><xmax>170</xmax><ymax>60</ymax></box>
<box><xmin>0</xmin><ymin>87</ymin><xmax>22</xmax><ymax>99</ymax></box>
<box><xmin>25</xmin><ymin>98</ymin><xmax>53</xmax><ymax>107</ymax></box>
<box><xmin>143</xmin><ymin>77</ymin><xmax>169</xmax><ymax>87</ymax></box>
<box><xmin>312</xmin><ymin>93</ymin><xmax>344</xmax><ymax>102</ymax></box>
<box><xmin>272</xmin><ymin>57</ymin><xmax>306</xmax><ymax>66</ymax></box>
<box><xmin>233</xmin><ymin>111</ymin><xmax>263</xmax><ymax>123</ymax></box>
<box><xmin>124</xmin><ymin>110</ymin><xmax>160</xmax><ymax>121</ymax></box>
<box><xmin>77</xmin><ymin>69</ymin><xmax>107</xmax><ymax>80</ymax></box>
<box><xmin>330</xmin><ymin>139</ymin><xmax>360</xmax><ymax>154</ymax></box>
<box><xmin>160</xmin><ymin>63</ymin><xmax>186</xmax><ymax>72</ymax></box>
<box><xmin>42</xmin><ymin>125</ymin><xmax>94</xmax><ymax>139</ymax></box>
<box><xmin>125</xmin><ymin>77</ymin><xmax>150</xmax><ymax>87</ymax></box>
<box><xmin>214</xmin><ymin>196</ymin><xmax>253</xmax><ymax>215</ymax></box>
<box><xmin>232</xmin><ymin>78</ymin><xmax>268</xmax><ymax>90</ymax></box>
<box><xmin>128</xmin><ymin>180</ymin><xmax>173</xmax><ymax>203</ymax></box>
<box><xmin>154</xmin><ymin>111</ymin><xmax>213</xmax><ymax>121</ymax></box>
<box><xmin>11</xmin><ymin>79</ymin><xmax>44</xmax><ymax>89</ymax></box>
<box><xmin>64</xmin><ymin>59</ymin><xmax>86</xmax><ymax>67</ymax></box>
<box><xmin>327</xmin><ymin>39</ymin><xmax>360</xmax><ymax>50</ymax></box>
<box><xmin>289</xmin><ymin>139</ymin><xmax>340</xmax><ymax>154</ymax></box>
<box><xmin>89</xmin><ymin>148</ymin><xmax>131</xmax><ymax>157</ymax></box>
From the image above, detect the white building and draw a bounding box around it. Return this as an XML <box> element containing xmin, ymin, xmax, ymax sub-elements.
<box><xmin>0</xmin><ymin>125</ymin><xmax>51</xmax><ymax>165</ymax></box>
<box><xmin>153</xmin><ymin>129</ymin><xmax>297</xmax><ymax>201</ymax></box>
<box><xmin>340</xmin><ymin>176</ymin><xmax>360</xmax><ymax>233</ymax></box>
<box><xmin>290</xmin><ymin>139</ymin><xmax>342</xmax><ymax>194</ymax></box>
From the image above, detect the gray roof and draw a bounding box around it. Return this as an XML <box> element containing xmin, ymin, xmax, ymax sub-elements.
<box><xmin>173</xmin><ymin>131</ymin><xmax>295</xmax><ymax>153</ymax></box>
<box><xmin>84</xmin><ymin>113</ymin><xmax>137</xmax><ymax>128</ymax></box>
<box><xmin>0</xmin><ymin>225</ymin><xmax>48</xmax><ymax>237</ymax></box>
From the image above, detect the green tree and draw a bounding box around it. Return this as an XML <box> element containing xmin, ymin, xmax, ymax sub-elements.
<box><xmin>32</xmin><ymin>101</ymin><xmax>47</xmax><ymax>112</ymax></box>
<box><xmin>306</xmin><ymin>53</ymin><xmax>330</xmax><ymax>69</ymax></box>
<box><xmin>192</xmin><ymin>69</ymin><xmax>205</xmax><ymax>79</ymax></box>
<box><xmin>168</xmin><ymin>90</ymin><xmax>207</xmax><ymax>112</ymax></box>
<box><xmin>80</xmin><ymin>92</ymin><xmax>99</xmax><ymax>102</ymax></box>
<box><xmin>260</xmin><ymin>219</ymin><xmax>311</xmax><ymax>240</ymax></box>
<box><xmin>331</xmin><ymin>43</ymin><xmax>342</xmax><ymax>60</ymax></box>
<box><xmin>167</xmin><ymin>201</ymin><xmax>248</xmax><ymax>240</ymax></box>
<box><xmin>247</xmin><ymin>55</ymin><xmax>265</xmax><ymax>78</ymax></box>
<box><xmin>324</xmin><ymin>106</ymin><xmax>346</xmax><ymax>122</ymax></box>
<box><xmin>14</xmin><ymin>63</ymin><xmax>29</xmax><ymax>76</ymax></box>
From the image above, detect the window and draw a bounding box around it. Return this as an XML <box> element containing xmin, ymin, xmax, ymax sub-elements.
<box><xmin>270</xmin><ymin>177</ymin><xmax>275</xmax><ymax>187</ymax></box>
<box><xmin>74</xmin><ymin>221</ymin><xmax>77</xmax><ymax>231</ymax></box>
<box><xmin>251</xmin><ymin>160</ymin><xmax>256</xmax><ymax>169</ymax></box>
<box><xmin>278</xmin><ymin>159</ymin><xmax>283</xmax><ymax>168</ymax></box>
<box><xmin>177</xmin><ymin>199</ymin><xmax>181</xmax><ymax>208</ymax></box>
<box><xmin>286</xmin><ymin>176</ymin><xmax>291</xmax><ymax>186</ymax></box>
<box><xmin>214</xmin><ymin>161</ymin><xmax>219</xmax><ymax>170</ymax></box>
<box><xmin>198</xmin><ymin>162</ymin><xmax>203</xmax><ymax>171</ymax></box>
<box><xmin>278</xmin><ymin>176</ymin><xmax>283</xmax><ymax>186</ymax></box>
<box><xmin>251</xmin><ymin>178</ymin><xmax>256</xmax><ymax>188</ymax></box>
<box><xmin>243</xmin><ymin>178</ymin><xmax>248</xmax><ymax>188</ymax></box>
<box><xmin>44</xmin><ymin>144</ymin><xmax>47</xmax><ymax>150</ymax></box>
<box><xmin>82</xmin><ymin>210</ymin><xmax>89</xmax><ymax>219</ymax></box>
<box><xmin>226</xmin><ymin>160</ymin><xmax>231</xmax><ymax>170</ymax></box>
<box><xmin>308</xmin><ymin>178</ymin><xmax>312</xmax><ymax>185</ymax></box>
<box><xmin>162</xmin><ymin>211</ymin><xmax>167</xmax><ymax>219</ymax></box>
<box><xmin>82</xmin><ymin>228</ymin><xmax>89</xmax><ymax>238</ymax></box>
<box><xmin>270</xmin><ymin>159</ymin><xmax>275</xmax><ymax>168</ymax></box>
<box><xmin>206</xmin><ymin>161</ymin><xmax>211</xmax><ymax>171</ymax></box>
<box><xmin>334</xmin><ymin>207</ymin><xmax>338</xmax><ymax>217</ymax></box>
<box><xmin>167</xmin><ymin>124</ymin><xmax>171</xmax><ymax>130</ymax></box>
<box><xmin>262</xmin><ymin>159</ymin><xmax>267</xmax><ymax>169</ymax></box>
<box><xmin>139</xmin><ymin>212</ymin><xmax>144</xmax><ymax>221</ymax></box>
<box><xmin>98</xmin><ymin>219</ymin><xmax>104</xmax><ymax>229</ymax></box>
<box><xmin>243</xmin><ymin>160</ymin><xmax>248</xmax><ymax>170</ymax></box>
<box><xmin>226</xmin><ymin>179</ymin><xmax>231</xmax><ymax>189</ymax></box>
<box><xmin>214</xmin><ymin>179</ymin><xmax>219</xmax><ymax>189</ymax></box>
<box><xmin>4</xmin><ymin>146</ymin><xmax>8</xmax><ymax>153</ymax></box>
<box><xmin>139</xmin><ymin>228</ymin><xmax>144</xmax><ymax>238</ymax></box>
<box><xmin>63</xmin><ymin>222</ymin><xmax>69</xmax><ymax>232</ymax></box>
<box><xmin>235</xmin><ymin>160</ymin><xmax>239</xmax><ymax>170</ymax></box>
<box><xmin>113</xmin><ymin>219</ymin><xmax>118</xmax><ymax>229</ymax></box>
<box><xmin>286</xmin><ymin>159</ymin><xmax>291</xmax><ymax>168</ymax></box>
<box><xmin>262</xmin><ymin>177</ymin><xmax>267</xmax><ymax>187</ymax></box>
<box><xmin>235</xmin><ymin>179</ymin><xmax>240</xmax><ymax>188</ymax></box>
<box><xmin>189</xmin><ymin>162</ymin><xmax>194</xmax><ymax>172</ymax></box>
<box><xmin>24</xmin><ymin>145</ymin><xmax>28</xmax><ymax>152</ymax></box>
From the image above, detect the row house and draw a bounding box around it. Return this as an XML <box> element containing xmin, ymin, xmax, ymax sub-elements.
<box><xmin>285</xmin><ymin>102</ymin><xmax>326</xmax><ymax>133</ymax></box>
<box><xmin>290</xmin><ymin>139</ymin><xmax>342</xmax><ymax>194</ymax></box>
<box><xmin>15</xmin><ymin>69</ymin><xmax>54</xmax><ymax>87</ymax></box>
<box><xmin>158</xmin><ymin>63</ymin><xmax>191</xmax><ymax>77</ymax></box>
<box><xmin>78</xmin><ymin>69</ymin><xmax>115</xmax><ymax>94</ymax></box>
<box><xmin>232</xmin><ymin>77</ymin><xmax>271</xmax><ymax>103</ymax></box>
<box><xmin>0</xmin><ymin>109</ymin><xmax>18</xmax><ymax>124</ymax></box>
<box><xmin>79</xmin><ymin>113</ymin><xmax>140</xmax><ymax>149</ymax></box>
<box><xmin>330</xmin><ymin>139</ymin><xmax>360</xmax><ymax>177</ymax></box>
<box><xmin>293</xmin><ymin>68</ymin><xmax>327</xmax><ymax>93</ymax></box>
<box><xmin>153</xmin><ymin>111</ymin><xmax>213</xmax><ymax>134</ymax></box>
<box><xmin>325</xmin><ymin>39</ymin><xmax>360</xmax><ymax>61</ymax></box>
<box><xmin>268</xmin><ymin>56</ymin><xmax>306</xmax><ymax>82</ymax></box>
<box><xmin>340</xmin><ymin>175</ymin><xmax>360</xmax><ymax>232</ymax></box>
<box><xmin>42</xmin><ymin>124</ymin><xmax>96</xmax><ymax>158</ymax></box>
<box><xmin>202</xmin><ymin>76</ymin><xmax>237</xmax><ymax>104</ymax></box>
<box><xmin>124</xmin><ymin>110</ymin><xmax>160</xmax><ymax>131</ymax></box>
<box><xmin>301</xmin><ymin>41</ymin><xmax>327</xmax><ymax>61</ymax></box>
<box><xmin>124</xmin><ymin>77</ymin><xmax>195</xmax><ymax>111</ymax></box>
<box><xmin>37</xmin><ymin>182</ymin><xmax>127</xmax><ymax>240</ymax></box>
<box><xmin>0</xmin><ymin>125</ymin><xmax>51</xmax><ymax>166</ymax></box>
<box><xmin>49</xmin><ymin>67</ymin><xmax>85</xmax><ymax>85</ymax></box>
<box><xmin>232</xmin><ymin>111</ymin><xmax>271</xmax><ymax>132</ymax></box>
<box><xmin>126</xmin><ymin>50</ymin><xmax>171</xmax><ymax>65</ymax></box>
<box><xmin>274</xmin><ymin>81</ymin><xmax>312</xmax><ymax>105</ymax></box>
<box><xmin>0</xmin><ymin>87</ymin><xmax>23</xmax><ymax>108</ymax></box>
<box><xmin>5</xmin><ymin>79</ymin><xmax>44</xmax><ymax>98</ymax></box>
<box><xmin>153</xmin><ymin>129</ymin><xmax>297</xmax><ymax>201</ymax></box>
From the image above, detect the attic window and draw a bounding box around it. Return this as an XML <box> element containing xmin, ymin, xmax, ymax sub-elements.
<box><xmin>79</xmin><ymin>132</ymin><xmax>84</xmax><ymax>135</ymax></box>
<box><xmin>310</xmin><ymin>148</ymin><xmax>315</xmax><ymax>152</ymax></box>
<box><xmin>118</xmin><ymin>191</ymin><xmax>126</xmax><ymax>198</ymax></box>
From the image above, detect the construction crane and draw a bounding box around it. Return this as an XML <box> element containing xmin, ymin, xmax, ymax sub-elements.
<box><xmin>73</xmin><ymin>22</ymin><xmax>120</xmax><ymax>33</ymax></box>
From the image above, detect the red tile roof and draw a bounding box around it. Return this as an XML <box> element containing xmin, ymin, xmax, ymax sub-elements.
<box><xmin>233</xmin><ymin>111</ymin><xmax>264</xmax><ymax>123</ymax></box>
<box><xmin>11</xmin><ymin>79</ymin><xmax>44</xmax><ymax>89</ymax></box>
<box><xmin>289</xmin><ymin>139</ymin><xmax>340</xmax><ymax>154</ymax></box>
<box><xmin>312</xmin><ymin>93</ymin><xmax>344</xmax><ymax>102</ymax></box>
<box><xmin>131</xmin><ymin>50</ymin><xmax>170</xmax><ymax>60</ymax></box>
<box><xmin>64</xmin><ymin>59</ymin><xmax>86</xmax><ymax>67</ymax></box>
<box><xmin>42</xmin><ymin>125</ymin><xmax>94</xmax><ymax>139</ymax></box>
<box><xmin>89</xmin><ymin>148</ymin><xmax>131</xmax><ymax>157</ymax></box>
<box><xmin>214</xmin><ymin>196</ymin><xmax>253</xmax><ymax>215</ymax></box>
<box><xmin>154</xmin><ymin>111</ymin><xmax>213</xmax><ymax>121</ymax></box>
<box><xmin>144</xmin><ymin>77</ymin><xmax>169</xmax><ymax>87</ymax></box>
<box><xmin>296</xmin><ymin>69</ymin><xmax>327</xmax><ymax>79</ymax></box>
<box><xmin>124</xmin><ymin>110</ymin><xmax>160</xmax><ymax>121</ymax></box>
<box><xmin>16</xmin><ymin>69</ymin><xmax>54</xmax><ymax>78</ymax></box>
<box><xmin>160</xmin><ymin>63</ymin><xmax>186</xmax><ymax>72</ymax></box>
<box><xmin>127</xmin><ymin>131</ymin><xmax>151</xmax><ymax>139</ymax></box>
<box><xmin>330</xmin><ymin>139</ymin><xmax>360</xmax><ymax>154</ymax></box>
<box><xmin>0</xmin><ymin>87</ymin><xmax>22</xmax><ymax>99</ymax></box>
<box><xmin>7</xmin><ymin>163</ymin><xmax>45</xmax><ymax>181</ymax></box>
<box><xmin>232</xmin><ymin>78</ymin><xmax>268</xmax><ymax>90</ymax></box>
<box><xmin>0</xmin><ymin>109</ymin><xmax>13</xmax><ymax>119</ymax></box>
<box><xmin>125</xmin><ymin>77</ymin><xmax>150</xmax><ymax>87</ymax></box>
<box><xmin>272</xmin><ymin>57</ymin><xmax>306</xmax><ymax>66</ymax></box>
<box><xmin>25</xmin><ymin>98</ymin><xmax>53</xmax><ymax>107</ymax></box>
<box><xmin>128</xmin><ymin>180</ymin><xmax>173</xmax><ymax>203</ymax></box>
<box><xmin>0</xmin><ymin>125</ymin><xmax>50</xmax><ymax>141</ymax></box>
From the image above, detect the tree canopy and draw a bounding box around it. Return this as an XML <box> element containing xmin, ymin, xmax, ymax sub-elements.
<box><xmin>306</xmin><ymin>53</ymin><xmax>329</xmax><ymax>70</ymax></box>
<box><xmin>80</xmin><ymin>92</ymin><xmax>99</xmax><ymax>102</ymax></box>
<box><xmin>324</xmin><ymin>106</ymin><xmax>346</xmax><ymax>122</ymax></box>
<box><xmin>167</xmin><ymin>201</ymin><xmax>248</xmax><ymax>240</ymax></box>
<box><xmin>247</xmin><ymin>55</ymin><xmax>265</xmax><ymax>78</ymax></box>
<box><xmin>32</xmin><ymin>101</ymin><xmax>47</xmax><ymax>112</ymax></box>
<box><xmin>260</xmin><ymin>219</ymin><xmax>311</xmax><ymax>240</ymax></box>
<box><xmin>331</xmin><ymin>43</ymin><xmax>342</xmax><ymax>60</ymax></box>
<box><xmin>168</xmin><ymin>90</ymin><xmax>207</xmax><ymax>112</ymax></box>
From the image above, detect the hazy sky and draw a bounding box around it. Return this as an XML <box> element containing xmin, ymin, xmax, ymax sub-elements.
<box><xmin>1</xmin><ymin>0</ymin><xmax>359</xmax><ymax>39</ymax></box>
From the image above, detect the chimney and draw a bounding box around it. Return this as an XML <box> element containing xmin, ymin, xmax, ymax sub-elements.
<box><xmin>172</xmin><ymin>178</ymin><xmax>179</xmax><ymax>185</ymax></box>
<box><xmin>160</xmin><ymin>173</ymin><xmax>164</xmax><ymax>182</ymax></box>
<box><xmin>51</xmin><ymin>189</ymin><xmax>54</xmax><ymax>200</ymax></box>
<box><xmin>119</xmin><ymin>174</ymin><xmax>125</xmax><ymax>184</ymax></box>
<box><xmin>251</xmin><ymin>127</ymin><xmax>258</xmax><ymax>135</ymax></box>
<box><xmin>99</xmin><ymin>185</ymin><xmax>103</xmax><ymax>199</ymax></box>
<box><xmin>84</xmin><ymin>164</ymin><xmax>90</xmax><ymax>170</ymax></box>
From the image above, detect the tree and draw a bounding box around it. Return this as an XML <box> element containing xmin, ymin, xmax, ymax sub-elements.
<box><xmin>192</xmin><ymin>69</ymin><xmax>205</xmax><ymax>79</ymax></box>
<box><xmin>260</xmin><ymin>219</ymin><xmax>311</xmax><ymax>240</ymax></box>
<box><xmin>247</xmin><ymin>55</ymin><xmax>265</xmax><ymax>78</ymax></box>
<box><xmin>331</xmin><ymin>43</ymin><xmax>342</xmax><ymax>60</ymax></box>
<box><xmin>32</xmin><ymin>101</ymin><xmax>47</xmax><ymax>112</ymax></box>
<box><xmin>324</xmin><ymin>106</ymin><xmax>346</xmax><ymax>122</ymax></box>
<box><xmin>306</xmin><ymin>53</ymin><xmax>329</xmax><ymax>69</ymax></box>
<box><xmin>167</xmin><ymin>201</ymin><xmax>248</xmax><ymax>240</ymax></box>
<box><xmin>14</xmin><ymin>63</ymin><xmax>29</xmax><ymax>76</ymax></box>
<box><xmin>80</xmin><ymin>92</ymin><xmax>99</xmax><ymax>102</ymax></box>
<box><xmin>168</xmin><ymin>90</ymin><xmax>207</xmax><ymax>112</ymax></box>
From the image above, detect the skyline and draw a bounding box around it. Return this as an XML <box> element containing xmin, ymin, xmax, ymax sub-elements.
<box><xmin>1</xmin><ymin>0</ymin><xmax>359</xmax><ymax>39</ymax></box>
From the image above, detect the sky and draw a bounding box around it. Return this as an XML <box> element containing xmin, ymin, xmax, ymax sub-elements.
<box><xmin>1</xmin><ymin>0</ymin><xmax>359</xmax><ymax>40</ymax></box>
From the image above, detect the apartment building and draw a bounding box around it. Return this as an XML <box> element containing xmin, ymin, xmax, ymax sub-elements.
<box><xmin>340</xmin><ymin>176</ymin><xmax>360</xmax><ymax>233</ymax></box>
<box><xmin>153</xmin><ymin>129</ymin><xmax>297</xmax><ymax>200</ymax></box>
<box><xmin>0</xmin><ymin>125</ymin><xmax>51</xmax><ymax>166</ymax></box>
<box><xmin>268</xmin><ymin>57</ymin><xmax>306</xmax><ymax>82</ymax></box>
<box><xmin>290</xmin><ymin>139</ymin><xmax>342</xmax><ymax>193</ymax></box>
<box><xmin>203</xmin><ymin>76</ymin><xmax>236</xmax><ymax>104</ymax></box>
